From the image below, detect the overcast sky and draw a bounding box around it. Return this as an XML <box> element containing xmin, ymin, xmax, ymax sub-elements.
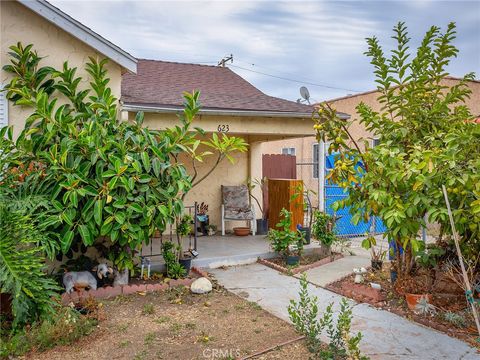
<box><xmin>51</xmin><ymin>0</ymin><xmax>480</xmax><ymax>102</ymax></box>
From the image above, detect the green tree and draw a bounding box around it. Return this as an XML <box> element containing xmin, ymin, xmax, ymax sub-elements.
<box><xmin>313</xmin><ymin>22</ymin><xmax>479</xmax><ymax>276</ymax></box>
<box><xmin>1</xmin><ymin>43</ymin><xmax>198</xmax><ymax>271</ymax></box>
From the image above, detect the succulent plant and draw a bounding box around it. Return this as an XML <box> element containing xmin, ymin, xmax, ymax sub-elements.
<box><xmin>414</xmin><ymin>297</ymin><xmax>436</xmax><ymax>316</ymax></box>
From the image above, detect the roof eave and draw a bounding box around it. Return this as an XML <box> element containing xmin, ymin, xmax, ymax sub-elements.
<box><xmin>18</xmin><ymin>0</ymin><xmax>137</xmax><ymax>73</ymax></box>
<box><xmin>121</xmin><ymin>103</ymin><xmax>322</xmax><ymax>119</ymax></box>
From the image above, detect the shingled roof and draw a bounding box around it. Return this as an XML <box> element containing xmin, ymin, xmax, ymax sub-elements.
<box><xmin>121</xmin><ymin>59</ymin><xmax>315</xmax><ymax>116</ymax></box>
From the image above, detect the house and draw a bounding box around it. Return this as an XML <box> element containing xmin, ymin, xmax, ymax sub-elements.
<box><xmin>0</xmin><ymin>0</ymin><xmax>137</xmax><ymax>137</ymax></box>
<box><xmin>261</xmin><ymin>77</ymin><xmax>480</xmax><ymax>209</ymax></box>
<box><xmin>121</xmin><ymin>59</ymin><xmax>318</xmax><ymax>227</ymax></box>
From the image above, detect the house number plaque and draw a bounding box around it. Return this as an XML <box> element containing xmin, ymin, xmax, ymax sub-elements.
<box><xmin>217</xmin><ymin>124</ymin><xmax>230</xmax><ymax>133</ymax></box>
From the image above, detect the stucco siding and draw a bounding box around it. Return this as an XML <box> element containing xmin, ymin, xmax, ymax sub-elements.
<box><xmin>1</xmin><ymin>0</ymin><xmax>123</xmax><ymax>137</ymax></box>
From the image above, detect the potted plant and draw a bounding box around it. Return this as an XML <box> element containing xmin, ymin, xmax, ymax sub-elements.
<box><xmin>162</xmin><ymin>241</ymin><xmax>186</xmax><ymax>279</ymax></box>
<box><xmin>311</xmin><ymin>210</ymin><xmax>336</xmax><ymax>250</ymax></box>
<box><xmin>361</xmin><ymin>235</ymin><xmax>386</xmax><ymax>270</ymax></box>
<box><xmin>400</xmin><ymin>276</ymin><xmax>433</xmax><ymax>311</ymax></box>
<box><xmin>268</xmin><ymin>208</ymin><xmax>304</xmax><ymax>266</ymax></box>
<box><xmin>247</xmin><ymin>177</ymin><xmax>269</xmax><ymax>235</ymax></box>
<box><xmin>291</xmin><ymin>185</ymin><xmax>316</xmax><ymax>244</ymax></box>
<box><xmin>176</xmin><ymin>214</ymin><xmax>194</xmax><ymax>274</ymax></box>
<box><xmin>196</xmin><ymin>202</ymin><xmax>209</xmax><ymax>236</ymax></box>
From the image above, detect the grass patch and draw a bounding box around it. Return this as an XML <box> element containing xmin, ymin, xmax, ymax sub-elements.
<box><xmin>0</xmin><ymin>307</ymin><xmax>97</xmax><ymax>358</ymax></box>
<box><xmin>142</xmin><ymin>303</ymin><xmax>155</xmax><ymax>315</ymax></box>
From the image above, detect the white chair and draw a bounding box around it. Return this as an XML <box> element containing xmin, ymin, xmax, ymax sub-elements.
<box><xmin>221</xmin><ymin>185</ymin><xmax>256</xmax><ymax>236</ymax></box>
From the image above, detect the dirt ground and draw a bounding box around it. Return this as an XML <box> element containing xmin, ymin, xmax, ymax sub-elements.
<box><xmin>26</xmin><ymin>286</ymin><xmax>310</xmax><ymax>360</ymax></box>
<box><xmin>327</xmin><ymin>266</ymin><xmax>480</xmax><ymax>349</ymax></box>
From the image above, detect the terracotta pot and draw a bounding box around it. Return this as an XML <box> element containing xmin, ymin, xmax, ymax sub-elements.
<box><xmin>405</xmin><ymin>293</ymin><xmax>432</xmax><ymax>310</ymax></box>
<box><xmin>233</xmin><ymin>227</ymin><xmax>250</xmax><ymax>236</ymax></box>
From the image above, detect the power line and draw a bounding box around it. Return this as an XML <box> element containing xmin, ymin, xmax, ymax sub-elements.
<box><xmin>229</xmin><ymin>64</ymin><xmax>361</xmax><ymax>93</ymax></box>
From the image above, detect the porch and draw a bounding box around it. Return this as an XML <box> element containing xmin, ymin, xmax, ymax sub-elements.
<box><xmin>141</xmin><ymin>234</ymin><xmax>325</xmax><ymax>270</ymax></box>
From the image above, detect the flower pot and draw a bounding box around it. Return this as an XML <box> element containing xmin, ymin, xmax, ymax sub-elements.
<box><xmin>405</xmin><ymin>293</ymin><xmax>433</xmax><ymax>310</ymax></box>
<box><xmin>233</xmin><ymin>227</ymin><xmax>250</xmax><ymax>236</ymax></box>
<box><xmin>371</xmin><ymin>259</ymin><xmax>383</xmax><ymax>271</ymax></box>
<box><xmin>256</xmin><ymin>219</ymin><xmax>269</xmax><ymax>235</ymax></box>
<box><xmin>390</xmin><ymin>269</ymin><xmax>398</xmax><ymax>284</ymax></box>
<box><xmin>179</xmin><ymin>256</ymin><xmax>192</xmax><ymax>275</ymax></box>
<box><xmin>286</xmin><ymin>255</ymin><xmax>300</xmax><ymax>266</ymax></box>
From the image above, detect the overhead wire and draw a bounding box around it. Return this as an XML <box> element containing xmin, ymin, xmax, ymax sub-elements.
<box><xmin>229</xmin><ymin>62</ymin><xmax>361</xmax><ymax>93</ymax></box>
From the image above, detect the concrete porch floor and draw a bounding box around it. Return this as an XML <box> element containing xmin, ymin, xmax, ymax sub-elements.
<box><xmin>142</xmin><ymin>234</ymin><xmax>324</xmax><ymax>269</ymax></box>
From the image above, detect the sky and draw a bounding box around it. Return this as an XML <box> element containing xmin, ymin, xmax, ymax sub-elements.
<box><xmin>51</xmin><ymin>0</ymin><xmax>480</xmax><ymax>103</ymax></box>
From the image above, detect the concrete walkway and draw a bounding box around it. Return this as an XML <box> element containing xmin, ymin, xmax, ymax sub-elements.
<box><xmin>297</xmin><ymin>251</ymin><xmax>371</xmax><ymax>286</ymax></box>
<box><xmin>210</xmin><ymin>264</ymin><xmax>479</xmax><ymax>360</ymax></box>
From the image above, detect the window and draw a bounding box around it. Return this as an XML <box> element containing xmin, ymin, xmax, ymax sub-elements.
<box><xmin>0</xmin><ymin>84</ymin><xmax>8</xmax><ymax>128</ymax></box>
<box><xmin>372</xmin><ymin>138</ymin><xmax>381</xmax><ymax>147</ymax></box>
<box><xmin>281</xmin><ymin>147</ymin><xmax>296</xmax><ymax>156</ymax></box>
<box><xmin>313</xmin><ymin>144</ymin><xmax>319</xmax><ymax>178</ymax></box>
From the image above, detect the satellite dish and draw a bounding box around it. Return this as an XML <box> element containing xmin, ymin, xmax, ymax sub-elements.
<box><xmin>300</xmin><ymin>86</ymin><xmax>310</xmax><ymax>104</ymax></box>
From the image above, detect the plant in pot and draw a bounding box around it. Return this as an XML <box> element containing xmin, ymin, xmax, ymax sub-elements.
<box><xmin>247</xmin><ymin>177</ymin><xmax>268</xmax><ymax>235</ymax></box>
<box><xmin>176</xmin><ymin>214</ymin><xmax>194</xmax><ymax>275</ymax></box>
<box><xmin>311</xmin><ymin>210</ymin><xmax>336</xmax><ymax>251</ymax></box>
<box><xmin>161</xmin><ymin>241</ymin><xmax>186</xmax><ymax>279</ymax></box>
<box><xmin>361</xmin><ymin>235</ymin><xmax>386</xmax><ymax>270</ymax></box>
<box><xmin>267</xmin><ymin>208</ymin><xmax>304</xmax><ymax>266</ymax></box>
<box><xmin>196</xmin><ymin>202</ymin><xmax>209</xmax><ymax>236</ymax></box>
<box><xmin>291</xmin><ymin>185</ymin><xmax>316</xmax><ymax>244</ymax></box>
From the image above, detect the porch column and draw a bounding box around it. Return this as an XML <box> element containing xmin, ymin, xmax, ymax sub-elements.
<box><xmin>249</xmin><ymin>140</ymin><xmax>263</xmax><ymax>219</ymax></box>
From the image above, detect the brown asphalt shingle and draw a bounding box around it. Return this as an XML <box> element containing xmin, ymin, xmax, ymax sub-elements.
<box><xmin>121</xmin><ymin>59</ymin><xmax>314</xmax><ymax>114</ymax></box>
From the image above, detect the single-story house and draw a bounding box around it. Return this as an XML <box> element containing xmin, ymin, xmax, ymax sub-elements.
<box><xmin>121</xmin><ymin>59</ymin><xmax>318</xmax><ymax>227</ymax></box>
<box><xmin>0</xmin><ymin>0</ymin><xmax>137</xmax><ymax>137</ymax></box>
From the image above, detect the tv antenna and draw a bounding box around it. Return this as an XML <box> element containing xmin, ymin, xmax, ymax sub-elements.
<box><xmin>218</xmin><ymin>54</ymin><xmax>233</xmax><ymax>67</ymax></box>
<box><xmin>298</xmin><ymin>86</ymin><xmax>311</xmax><ymax>104</ymax></box>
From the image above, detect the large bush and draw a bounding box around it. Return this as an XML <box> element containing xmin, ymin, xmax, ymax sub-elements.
<box><xmin>2</xmin><ymin>44</ymin><xmax>201</xmax><ymax>271</ymax></box>
<box><xmin>314</xmin><ymin>22</ymin><xmax>479</xmax><ymax>275</ymax></box>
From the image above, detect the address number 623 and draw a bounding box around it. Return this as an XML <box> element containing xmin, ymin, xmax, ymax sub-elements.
<box><xmin>217</xmin><ymin>124</ymin><xmax>230</xmax><ymax>133</ymax></box>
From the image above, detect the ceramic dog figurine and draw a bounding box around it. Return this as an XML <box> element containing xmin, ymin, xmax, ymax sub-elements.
<box><xmin>63</xmin><ymin>263</ymin><xmax>113</xmax><ymax>293</ymax></box>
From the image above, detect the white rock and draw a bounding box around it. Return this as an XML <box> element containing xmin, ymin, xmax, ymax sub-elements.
<box><xmin>190</xmin><ymin>277</ymin><xmax>212</xmax><ymax>294</ymax></box>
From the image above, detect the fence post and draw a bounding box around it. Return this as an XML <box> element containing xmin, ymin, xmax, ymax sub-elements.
<box><xmin>318</xmin><ymin>141</ymin><xmax>326</xmax><ymax>212</ymax></box>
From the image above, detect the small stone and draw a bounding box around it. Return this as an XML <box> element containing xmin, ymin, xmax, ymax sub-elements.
<box><xmin>204</xmin><ymin>301</ymin><xmax>211</xmax><ymax>307</ymax></box>
<box><xmin>190</xmin><ymin>277</ymin><xmax>213</xmax><ymax>294</ymax></box>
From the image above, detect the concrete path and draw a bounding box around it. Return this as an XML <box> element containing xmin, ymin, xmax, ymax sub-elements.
<box><xmin>297</xmin><ymin>252</ymin><xmax>371</xmax><ymax>286</ymax></box>
<box><xmin>210</xmin><ymin>264</ymin><xmax>479</xmax><ymax>360</ymax></box>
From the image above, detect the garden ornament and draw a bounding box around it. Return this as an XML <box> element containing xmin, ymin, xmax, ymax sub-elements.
<box><xmin>353</xmin><ymin>267</ymin><xmax>367</xmax><ymax>284</ymax></box>
<box><xmin>92</xmin><ymin>263</ymin><xmax>114</xmax><ymax>280</ymax></box>
<box><xmin>113</xmin><ymin>268</ymin><xmax>129</xmax><ymax>286</ymax></box>
<box><xmin>141</xmin><ymin>257</ymin><xmax>152</xmax><ymax>279</ymax></box>
<box><xmin>63</xmin><ymin>263</ymin><xmax>113</xmax><ymax>293</ymax></box>
<box><xmin>63</xmin><ymin>271</ymin><xmax>97</xmax><ymax>293</ymax></box>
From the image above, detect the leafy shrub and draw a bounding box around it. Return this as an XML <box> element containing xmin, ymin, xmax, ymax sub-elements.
<box><xmin>288</xmin><ymin>274</ymin><xmax>369</xmax><ymax>359</ymax></box>
<box><xmin>161</xmin><ymin>241</ymin><xmax>186</xmax><ymax>279</ymax></box>
<box><xmin>0</xmin><ymin>204</ymin><xmax>60</xmax><ymax>330</ymax></box>
<box><xmin>0</xmin><ymin>307</ymin><xmax>97</xmax><ymax>357</ymax></box>
<box><xmin>314</xmin><ymin>22</ymin><xmax>480</xmax><ymax>275</ymax></box>
<box><xmin>268</xmin><ymin>208</ymin><xmax>304</xmax><ymax>256</ymax></box>
<box><xmin>311</xmin><ymin>210</ymin><xmax>337</xmax><ymax>246</ymax></box>
<box><xmin>2</xmin><ymin>43</ymin><xmax>199</xmax><ymax>271</ymax></box>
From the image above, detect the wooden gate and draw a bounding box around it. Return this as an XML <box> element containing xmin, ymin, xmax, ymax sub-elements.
<box><xmin>268</xmin><ymin>179</ymin><xmax>304</xmax><ymax>230</ymax></box>
<box><xmin>262</xmin><ymin>154</ymin><xmax>297</xmax><ymax>222</ymax></box>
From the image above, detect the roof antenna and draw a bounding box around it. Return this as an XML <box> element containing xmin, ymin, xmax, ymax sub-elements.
<box><xmin>218</xmin><ymin>54</ymin><xmax>233</xmax><ymax>67</ymax></box>
<box><xmin>298</xmin><ymin>86</ymin><xmax>311</xmax><ymax>104</ymax></box>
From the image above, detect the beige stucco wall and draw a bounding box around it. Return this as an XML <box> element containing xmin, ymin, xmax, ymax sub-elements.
<box><xmin>1</xmin><ymin>0</ymin><xmax>123</xmax><ymax>138</ymax></box>
<box><xmin>126</xmin><ymin>110</ymin><xmax>314</xmax><ymax>228</ymax></box>
<box><xmin>261</xmin><ymin>78</ymin><xmax>480</xmax><ymax>195</ymax></box>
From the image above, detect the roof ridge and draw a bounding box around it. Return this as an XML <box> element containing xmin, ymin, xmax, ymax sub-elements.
<box><xmin>137</xmin><ymin>58</ymin><xmax>223</xmax><ymax>69</ymax></box>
